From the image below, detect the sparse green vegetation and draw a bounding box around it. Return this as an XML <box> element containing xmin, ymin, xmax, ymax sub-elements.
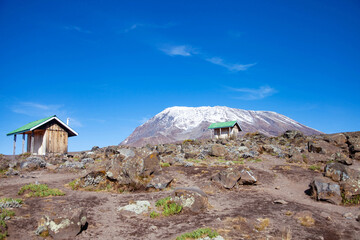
<box><xmin>342</xmin><ymin>193</ymin><xmax>360</xmax><ymax>205</ymax></box>
<box><xmin>0</xmin><ymin>209</ymin><xmax>15</xmax><ymax>240</ymax></box>
<box><xmin>233</xmin><ymin>160</ymin><xmax>244</xmax><ymax>164</ymax></box>
<box><xmin>18</xmin><ymin>184</ymin><xmax>65</xmax><ymax>197</ymax></box>
<box><xmin>0</xmin><ymin>198</ymin><xmax>23</xmax><ymax>204</ymax></box>
<box><xmin>160</xmin><ymin>162</ymin><xmax>170</xmax><ymax>167</ymax></box>
<box><xmin>186</xmin><ymin>159</ymin><xmax>201</xmax><ymax>163</ymax></box>
<box><xmin>248</xmin><ymin>158</ymin><xmax>262</xmax><ymax>163</ymax></box>
<box><xmin>155</xmin><ymin>196</ymin><xmax>182</xmax><ymax>216</ymax></box>
<box><xmin>68</xmin><ymin>179</ymin><xmax>80</xmax><ymax>190</ymax></box>
<box><xmin>150</xmin><ymin>211</ymin><xmax>159</xmax><ymax>218</ymax></box>
<box><xmin>155</xmin><ymin>196</ymin><xmax>171</xmax><ymax>207</ymax></box>
<box><xmin>176</xmin><ymin>228</ymin><xmax>219</xmax><ymax>240</ymax></box>
<box><xmin>308</xmin><ymin>165</ymin><xmax>321</xmax><ymax>171</ymax></box>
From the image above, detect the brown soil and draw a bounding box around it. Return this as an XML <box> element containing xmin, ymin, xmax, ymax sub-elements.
<box><xmin>1</xmin><ymin>156</ymin><xmax>360</xmax><ymax>240</ymax></box>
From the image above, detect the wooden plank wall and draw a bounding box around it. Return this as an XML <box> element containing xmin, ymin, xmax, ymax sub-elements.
<box><xmin>46</xmin><ymin>123</ymin><xmax>68</xmax><ymax>154</ymax></box>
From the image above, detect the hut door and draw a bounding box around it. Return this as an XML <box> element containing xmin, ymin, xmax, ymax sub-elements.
<box><xmin>46</xmin><ymin>123</ymin><xmax>68</xmax><ymax>154</ymax></box>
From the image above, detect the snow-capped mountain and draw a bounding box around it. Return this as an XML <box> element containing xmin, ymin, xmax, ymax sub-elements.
<box><xmin>121</xmin><ymin>106</ymin><xmax>322</xmax><ymax>147</ymax></box>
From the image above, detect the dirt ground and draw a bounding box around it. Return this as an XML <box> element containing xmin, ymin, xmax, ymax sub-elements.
<box><xmin>1</xmin><ymin>155</ymin><xmax>360</xmax><ymax>240</ymax></box>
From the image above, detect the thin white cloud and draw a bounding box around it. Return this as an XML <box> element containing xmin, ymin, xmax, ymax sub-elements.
<box><xmin>229</xmin><ymin>86</ymin><xmax>277</xmax><ymax>100</ymax></box>
<box><xmin>64</xmin><ymin>25</ymin><xmax>92</xmax><ymax>34</ymax></box>
<box><xmin>12</xmin><ymin>102</ymin><xmax>64</xmax><ymax>117</ymax></box>
<box><xmin>123</xmin><ymin>22</ymin><xmax>175</xmax><ymax>33</ymax></box>
<box><xmin>206</xmin><ymin>57</ymin><xmax>256</xmax><ymax>72</ymax></box>
<box><xmin>160</xmin><ymin>45</ymin><xmax>195</xmax><ymax>56</ymax></box>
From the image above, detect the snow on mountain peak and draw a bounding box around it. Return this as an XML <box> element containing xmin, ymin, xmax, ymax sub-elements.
<box><xmin>121</xmin><ymin>106</ymin><xmax>322</xmax><ymax>147</ymax></box>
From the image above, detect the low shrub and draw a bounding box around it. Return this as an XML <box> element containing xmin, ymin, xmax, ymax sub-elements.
<box><xmin>155</xmin><ymin>196</ymin><xmax>182</xmax><ymax>216</ymax></box>
<box><xmin>176</xmin><ymin>228</ymin><xmax>219</xmax><ymax>240</ymax></box>
<box><xmin>160</xmin><ymin>162</ymin><xmax>170</xmax><ymax>167</ymax></box>
<box><xmin>0</xmin><ymin>209</ymin><xmax>15</xmax><ymax>240</ymax></box>
<box><xmin>18</xmin><ymin>184</ymin><xmax>65</xmax><ymax>197</ymax></box>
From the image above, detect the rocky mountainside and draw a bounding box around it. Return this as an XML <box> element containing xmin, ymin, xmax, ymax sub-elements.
<box><xmin>121</xmin><ymin>106</ymin><xmax>322</xmax><ymax>147</ymax></box>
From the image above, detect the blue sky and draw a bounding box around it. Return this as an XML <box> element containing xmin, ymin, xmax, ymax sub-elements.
<box><xmin>1</xmin><ymin>0</ymin><xmax>360</xmax><ymax>154</ymax></box>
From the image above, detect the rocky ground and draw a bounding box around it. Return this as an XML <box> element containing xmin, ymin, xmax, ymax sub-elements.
<box><xmin>1</xmin><ymin>130</ymin><xmax>360</xmax><ymax>240</ymax></box>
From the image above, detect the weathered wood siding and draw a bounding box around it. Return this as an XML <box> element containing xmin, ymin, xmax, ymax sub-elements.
<box><xmin>45</xmin><ymin>123</ymin><xmax>68</xmax><ymax>154</ymax></box>
<box><xmin>33</xmin><ymin>130</ymin><xmax>46</xmax><ymax>155</ymax></box>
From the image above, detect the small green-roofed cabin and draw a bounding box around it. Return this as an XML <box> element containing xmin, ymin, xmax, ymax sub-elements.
<box><xmin>7</xmin><ymin>115</ymin><xmax>78</xmax><ymax>155</ymax></box>
<box><xmin>208</xmin><ymin>121</ymin><xmax>242</xmax><ymax>139</ymax></box>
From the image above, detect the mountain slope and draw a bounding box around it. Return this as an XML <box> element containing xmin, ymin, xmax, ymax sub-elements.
<box><xmin>121</xmin><ymin>106</ymin><xmax>322</xmax><ymax>146</ymax></box>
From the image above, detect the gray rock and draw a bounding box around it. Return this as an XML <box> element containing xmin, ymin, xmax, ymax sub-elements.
<box><xmin>117</xmin><ymin>201</ymin><xmax>150</xmax><ymax>214</ymax></box>
<box><xmin>210</xmin><ymin>144</ymin><xmax>228</xmax><ymax>157</ymax></box>
<box><xmin>211</xmin><ymin>168</ymin><xmax>241</xmax><ymax>189</ymax></box>
<box><xmin>239</xmin><ymin>169</ymin><xmax>257</xmax><ymax>185</ymax></box>
<box><xmin>5</xmin><ymin>168</ymin><xmax>19</xmax><ymax>176</ymax></box>
<box><xmin>64</xmin><ymin>161</ymin><xmax>85</xmax><ymax>169</ymax></box>
<box><xmin>184</xmin><ymin>162</ymin><xmax>194</xmax><ymax>167</ymax></box>
<box><xmin>81</xmin><ymin>158</ymin><xmax>94</xmax><ymax>164</ymax></box>
<box><xmin>39</xmin><ymin>207</ymin><xmax>87</xmax><ymax>240</ymax></box>
<box><xmin>282</xmin><ymin>130</ymin><xmax>304</xmax><ymax>139</ymax></box>
<box><xmin>238</xmin><ymin>146</ymin><xmax>249</xmax><ymax>153</ymax></box>
<box><xmin>20</xmin><ymin>156</ymin><xmax>46</xmax><ymax>170</ymax></box>
<box><xmin>310</xmin><ymin>178</ymin><xmax>342</xmax><ymax>205</ymax></box>
<box><xmin>274</xmin><ymin>199</ymin><xmax>288</xmax><ymax>204</ymax></box>
<box><xmin>146</xmin><ymin>174</ymin><xmax>173</xmax><ymax>190</ymax></box>
<box><xmin>117</xmin><ymin>148</ymin><xmax>135</xmax><ymax>159</ymax></box>
<box><xmin>173</xmin><ymin>187</ymin><xmax>208</xmax><ymax>213</ymax></box>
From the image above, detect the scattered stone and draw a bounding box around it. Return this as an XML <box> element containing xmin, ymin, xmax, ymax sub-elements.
<box><xmin>63</xmin><ymin>161</ymin><xmax>85</xmax><ymax>169</ymax></box>
<box><xmin>37</xmin><ymin>207</ymin><xmax>87</xmax><ymax>240</ymax></box>
<box><xmin>146</xmin><ymin>174</ymin><xmax>173</xmax><ymax>190</ymax></box>
<box><xmin>117</xmin><ymin>148</ymin><xmax>135</xmax><ymax>159</ymax></box>
<box><xmin>343</xmin><ymin>212</ymin><xmax>354</xmax><ymax>219</ymax></box>
<box><xmin>283</xmin><ymin>130</ymin><xmax>304</xmax><ymax>139</ymax></box>
<box><xmin>211</xmin><ymin>168</ymin><xmax>241</xmax><ymax>189</ymax></box>
<box><xmin>81</xmin><ymin>158</ymin><xmax>94</xmax><ymax>164</ymax></box>
<box><xmin>320</xmin><ymin>212</ymin><xmax>332</xmax><ymax>221</ymax></box>
<box><xmin>324</xmin><ymin>162</ymin><xmax>349</xmax><ymax>182</ymax></box>
<box><xmin>173</xmin><ymin>187</ymin><xmax>209</xmax><ymax>213</ymax></box>
<box><xmin>184</xmin><ymin>162</ymin><xmax>194</xmax><ymax>167</ymax></box>
<box><xmin>238</xmin><ymin>169</ymin><xmax>257</xmax><ymax>185</ymax></box>
<box><xmin>5</xmin><ymin>168</ymin><xmax>19</xmax><ymax>176</ymax></box>
<box><xmin>210</xmin><ymin>144</ymin><xmax>227</xmax><ymax>157</ymax></box>
<box><xmin>20</xmin><ymin>156</ymin><xmax>46</xmax><ymax>170</ymax></box>
<box><xmin>275</xmin><ymin>186</ymin><xmax>280</xmax><ymax>190</ymax></box>
<box><xmin>149</xmin><ymin>225</ymin><xmax>158</xmax><ymax>232</ymax></box>
<box><xmin>309</xmin><ymin>178</ymin><xmax>342</xmax><ymax>205</ymax></box>
<box><xmin>274</xmin><ymin>199</ymin><xmax>288</xmax><ymax>204</ymax></box>
<box><xmin>117</xmin><ymin>200</ymin><xmax>150</xmax><ymax>214</ymax></box>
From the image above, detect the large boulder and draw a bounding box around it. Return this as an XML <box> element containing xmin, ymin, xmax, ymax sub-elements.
<box><xmin>146</xmin><ymin>173</ymin><xmax>173</xmax><ymax>190</ymax></box>
<box><xmin>36</xmin><ymin>207</ymin><xmax>87</xmax><ymax>240</ymax></box>
<box><xmin>173</xmin><ymin>187</ymin><xmax>209</xmax><ymax>213</ymax></box>
<box><xmin>211</xmin><ymin>167</ymin><xmax>257</xmax><ymax>189</ymax></box>
<box><xmin>324</xmin><ymin>162</ymin><xmax>350</xmax><ymax>182</ymax></box>
<box><xmin>282</xmin><ymin>130</ymin><xmax>304</xmax><ymax>139</ymax></box>
<box><xmin>347</xmin><ymin>132</ymin><xmax>360</xmax><ymax>160</ymax></box>
<box><xmin>210</xmin><ymin>144</ymin><xmax>228</xmax><ymax>157</ymax></box>
<box><xmin>310</xmin><ymin>178</ymin><xmax>342</xmax><ymax>205</ymax></box>
<box><xmin>20</xmin><ymin>156</ymin><xmax>46</xmax><ymax>170</ymax></box>
<box><xmin>238</xmin><ymin>169</ymin><xmax>257</xmax><ymax>185</ymax></box>
<box><xmin>211</xmin><ymin>168</ymin><xmax>241</xmax><ymax>189</ymax></box>
<box><xmin>324</xmin><ymin>162</ymin><xmax>360</xmax><ymax>202</ymax></box>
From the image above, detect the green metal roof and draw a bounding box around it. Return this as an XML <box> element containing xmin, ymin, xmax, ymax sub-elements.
<box><xmin>208</xmin><ymin>121</ymin><xmax>238</xmax><ymax>129</ymax></box>
<box><xmin>6</xmin><ymin>115</ymin><xmax>56</xmax><ymax>136</ymax></box>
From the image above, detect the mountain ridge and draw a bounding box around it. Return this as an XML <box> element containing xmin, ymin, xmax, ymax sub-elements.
<box><xmin>121</xmin><ymin>106</ymin><xmax>322</xmax><ymax>146</ymax></box>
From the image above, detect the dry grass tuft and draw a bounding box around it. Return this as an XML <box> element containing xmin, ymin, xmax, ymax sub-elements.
<box><xmin>297</xmin><ymin>215</ymin><xmax>315</xmax><ymax>227</ymax></box>
<box><xmin>254</xmin><ymin>218</ymin><xmax>270</xmax><ymax>231</ymax></box>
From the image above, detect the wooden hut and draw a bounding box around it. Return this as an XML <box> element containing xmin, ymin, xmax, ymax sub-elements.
<box><xmin>208</xmin><ymin>121</ymin><xmax>242</xmax><ymax>139</ymax></box>
<box><xmin>7</xmin><ymin>115</ymin><xmax>78</xmax><ymax>155</ymax></box>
